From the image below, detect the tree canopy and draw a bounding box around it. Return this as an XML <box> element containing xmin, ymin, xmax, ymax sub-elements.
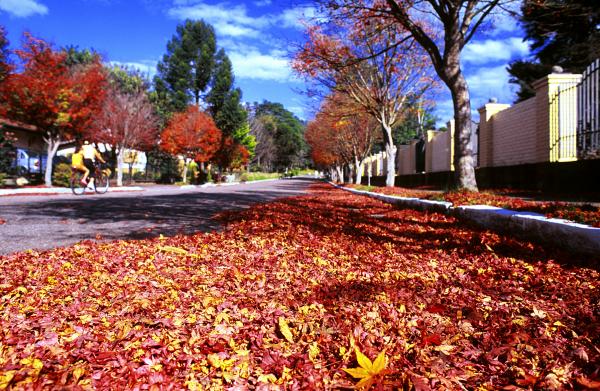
<box><xmin>0</xmin><ymin>33</ymin><xmax>107</xmax><ymax>186</ymax></box>
<box><xmin>253</xmin><ymin>101</ymin><xmax>306</xmax><ymax>170</ymax></box>
<box><xmin>154</xmin><ymin>20</ymin><xmax>217</xmax><ymax>112</ymax></box>
<box><xmin>508</xmin><ymin>0</ymin><xmax>600</xmax><ymax>101</ymax></box>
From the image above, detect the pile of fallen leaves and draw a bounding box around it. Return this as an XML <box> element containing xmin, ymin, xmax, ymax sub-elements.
<box><xmin>349</xmin><ymin>184</ymin><xmax>600</xmax><ymax>228</ymax></box>
<box><xmin>1</xmin><ymin>184</ymin><xmax>599</xmax><ymax>389</ymax></box>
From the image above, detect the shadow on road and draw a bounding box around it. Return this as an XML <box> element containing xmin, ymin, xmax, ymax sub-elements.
<box><xmin>0</xmin><ymin>178</ymin><xmax>317</xmax><ymax>253</ymax></box>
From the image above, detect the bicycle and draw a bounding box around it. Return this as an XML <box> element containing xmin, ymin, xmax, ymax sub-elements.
<box><xmin>70</xmin><ymin>163</ymin><xmax>111</xmax><ymax>195</ymax></box>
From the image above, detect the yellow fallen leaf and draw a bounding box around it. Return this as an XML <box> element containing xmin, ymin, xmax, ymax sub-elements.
<box><xmin>257</xmin><ymin>373</ymin><xmax>277</xmax><ymax>383</ymax></box>
<box><xmin>308</xmin><ymin>342</ymin><xmax>320</xmax><ymax>362</ymax></box>
<box><xmin>343</xmin><ymin>348</ymin><xmax>387</xmax><ymax>390</ymax></box>
<box><xmin>435</xmin><ymin>344</ymin><xmax>455</xmax><ymax>355</ymax></box>
<box><xmin>72</xmin><ymin>367</ymin><xmax>85</xmax><ymax>382</ymax></box>
<box><xmin>0</xmin><ymin>370</ymin><xmax>16</xmax><ymax>389</ymax></box>
<box><xmin>278</xmin><ymin>317</ymin><xmax>294</xmax><ymax>343</ymax></box>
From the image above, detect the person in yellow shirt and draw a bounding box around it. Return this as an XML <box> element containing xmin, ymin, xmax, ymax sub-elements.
<box><xmin>71</xmin><ymin>143</ymin><xmax>89</xmax><ymax>185</ymax></box>
<box><xmin>81</xmin><ymin>140</ymin><xmax>106</xmax><ymax>188</ymax></box>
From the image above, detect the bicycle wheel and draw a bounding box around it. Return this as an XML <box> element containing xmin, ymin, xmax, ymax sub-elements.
<box><xmin>70</xmin><ymin>171</ymin><xmax>86</xmax><ymax>195</ymax></box>
<box><xmin>94</xmin><ymin>172</ymin><xmax>109</xmax><ymax>194</ymax></box>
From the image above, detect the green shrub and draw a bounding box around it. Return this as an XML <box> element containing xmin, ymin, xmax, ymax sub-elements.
<box><xmin>52</xmin><ymin>163</ymin><xmax>72</xmax><ymax>188</ymax></box>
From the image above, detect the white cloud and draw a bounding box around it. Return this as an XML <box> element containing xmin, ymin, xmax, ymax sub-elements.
<box><xmin>167</xmin><ymin>1</ymin><xmax>269</xmax><ymax>38</ymax></box>
<box><xmin>0</xmin><ymin>0</ymin><xmax>48</xmax><ymax>17</ymax></box>
<box><xmin>229</xmin><ymin>49</ymin><xmax>293</xmax><ymax>82</ymax></box>
<box><xmin>108</xmin><ymin>60</ymin><xmax>158</xmax><ymax>79</ymax></box>
<box><xmin>253</xmin><ymin>0</ymin><xmax>271</xmax><ymax>6</ymax></box>
<box><xmin>278</xmin><ymin>6</ymin><xmax>317</xmax><ymax>29</ymax></box>
<box><xmin>432</xmin><ymin>65</ymin><xmax>519</xmax><ymax>126</ymax></box>
<box><xmin>463</xmin><ymin>37</ymin><xmax>528</xmax><ymax>65</ymax></box>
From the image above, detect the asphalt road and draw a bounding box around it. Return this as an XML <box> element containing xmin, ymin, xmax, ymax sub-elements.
<box><xmin>0</xmin><ymin>178</ymin><xmax>316</xmax><ymax>255</ymax></box>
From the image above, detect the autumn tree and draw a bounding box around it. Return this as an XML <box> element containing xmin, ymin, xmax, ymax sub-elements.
<box><xmin>0</xmin><ymin>34</ymin><xmax>107</xmax><ymax>186</ymax></box>
<box><xmin>160</xmin><ymin>105</ymin><xmax>221</xmax><ymax>183</ymax></box>
<box><xmin>94</xmin><ymin>67</ymin><xmax>159</xmax><ymax>187</ymax></box>
<box><xmin>321</xmin><ymin>0</ymin><xmax>517</xmax><ymax>190</ymax></box>
<box><xmin>154</xmin><ymin>20</ymin><xmax>217</xmax><ymax>114</ymax></box>
<box><xmin>305</xmin><ymin>112</ymin><xmax>346</xmax><ymax>182</ymax></box>
<box><xmin>508</xmin><ymin>0</ymin><xmax>600</xmax><ymax>101</ymax></box>
<box><xmin>314</xmin><ymin>93</ymin><xmax>379</xmax><ymax>183</ymax></box>
<box><xmin>294</xmin><ymin>16</ymin><xmax>434</xmax><ymax>186</ymax></box>
<box><xmin>248</xmin><ymin>111</ymin><xmax>278</xmax><ymax>171</ymax></box>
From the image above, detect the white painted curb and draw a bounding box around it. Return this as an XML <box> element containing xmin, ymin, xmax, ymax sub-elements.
<box><xmin>331</xmin><ymin>182</ymin><xmax>600</xmax><ymax>256</ymax></box>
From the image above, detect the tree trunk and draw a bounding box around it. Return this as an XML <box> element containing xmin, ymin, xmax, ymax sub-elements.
<box><xmin>382</xmin><ymin>123</ymin><xmax>396</xmax><ymax>187</ymax></box>
<box><xmin>116</xmin><ymin>149</ymin><xmax>125</xmax><ymax>187</ymax></box>
<box><xmin>354</xmin><ymin>156</ymin><xmax>364</xmax><ymax>185</ymax></box>
<box><xmin>345</xmin><ymin>164</ymin><xmax>354</xmax><ymax>184</ymax></box>
<box><xmin>43</xmin><ymin>134</ymin><xmax>61</xmax><ymax>187</ymax></box>
<box><xmin>448</xmin><ymin>69</ymin><xmax>478</xmax><ymax>191</ymax></box>
<box><xmin>335</xmin><ymin>165</ymin><xmax>343</xmax><ymax>183</ymax></box>
<box><xmin>128</xmin><ymin>164</ymin><xmax>134</xmax><ymax>185</ymax></box>
<box><xmin>182</xmin><ymin>158</ymin><xmax>190</xmax><ymax>184</ymax></box>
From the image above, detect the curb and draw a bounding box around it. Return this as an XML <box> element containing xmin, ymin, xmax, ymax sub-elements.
<box><xmin>331</xmin><ymin>182</ymin><xmax>600</xmax><ymax>256</ymax></box>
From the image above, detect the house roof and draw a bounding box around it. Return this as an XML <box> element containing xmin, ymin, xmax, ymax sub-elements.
<box><xmin>0</xmin><ymin>117</ymin><xmax>38</xmax><ymax>132</ymax></box>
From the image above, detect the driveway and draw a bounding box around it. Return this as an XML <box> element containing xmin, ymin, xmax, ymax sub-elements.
<box><xmin>0</xmin><ymin>178</ymin><xmax>315</xmax><ymax>255</ymax></box>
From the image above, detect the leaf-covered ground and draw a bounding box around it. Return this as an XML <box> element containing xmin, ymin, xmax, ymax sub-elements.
<box><xmin>348</xmin><ymin>184</ymin><xmax>600</xmax><ymax>228</ymax></box>
<box><xmin>1</xmin><ymin>183</ymin><xmax>599</xmax><ymax>390</ymax></box>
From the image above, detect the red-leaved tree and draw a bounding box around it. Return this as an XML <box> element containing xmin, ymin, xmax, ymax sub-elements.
<box><xmin>294</xmin><ymin>16</ymin><xmax>434</xmax><ymax>186</ymax></box>
<box><xmin>160</xmin><ymin>105</ymin><xmax>221</xmax><ymax>183</ymax></box>
<box><xmin>212</xmin><ymin>136</ymin><xmax>250</xmax><ymax>172</ymax></box>
<box><xmin>94</xmin><ymin>84</ymin><xmax>159</xmax><ymax>187</ymax></box>
<box><xmin>0</xmin><ymin>34</ymin><xmax>107</xmax><ymax>186</ymax></box>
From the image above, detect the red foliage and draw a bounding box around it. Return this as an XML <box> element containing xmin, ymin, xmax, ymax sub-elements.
<box><xmin>160</xmin><ymin>105</ymin><xmax>221</xmax><ymax>162</ymax></box>
<box><xmin>0</xmin><ymin>33</ymin><xmax>107</xmax><ymax>140</ymax></box>
<box><xmin>0</xmin><ymin>184</ymin><xmax>598</xmax><ymax>388</ymax></box>
<box><xmin>212</xmin><ymin>136</ymin><xmax>250</xmax><ymax>170</ymax></box>
<box><xmin>92</xmin><ymin>85</ymin><xmax>159</xmax><ymax>152</ymax></box>
<box><xmin>306</xmin><ymin>93</ymin><xmax>378</xmax><ymax>169</ymax></box>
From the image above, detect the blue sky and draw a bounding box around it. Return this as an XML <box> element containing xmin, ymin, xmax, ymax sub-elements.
<box><xmin>0</xmin><ymin>0</ymin><xmax>530</xmax><ymax>125</ymax></box>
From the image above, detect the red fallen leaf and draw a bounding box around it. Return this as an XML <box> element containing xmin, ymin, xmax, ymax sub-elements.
<box><xmin>516</xmin><ymin>373</ymin><xmax>538</xmax><ymax>386</ymax></box>
<box><xmin>420</xmin><ymin>333</ymin><xmax>442</xmax><ymax>346</ymax></box>
<box><xmin>578</xmin><ymin>377</ymin><xmax>600</xmax><ymax>389</ymax></box>
<box><xmin>0</xmin><ymin>218</ymin><xmax>5</xmax><ymax>225</ymax></box>
<box><xmin>426</xmin><ymin>303</ymin><xmax>446</xmax><ymax>314</ymax></box>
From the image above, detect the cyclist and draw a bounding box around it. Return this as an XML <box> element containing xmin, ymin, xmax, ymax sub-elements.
<box><xmin>81</xmin><ymin>140</ymin><xmax>106</xmax><ymax>188</ymax></box>
<box><xmin>70</xmin><ymin>143</ymin><xmax>89</xmax><ymax>185</ymax></box>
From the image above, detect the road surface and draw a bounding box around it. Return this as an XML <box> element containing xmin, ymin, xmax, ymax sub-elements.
<box><xmin>0</xmin><ymin>178</ymin><xmax>315</xmax><ymax>255</ymax></box>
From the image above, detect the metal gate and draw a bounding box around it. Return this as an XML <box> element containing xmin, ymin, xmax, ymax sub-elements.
<box><xmin>577</xmin><ymin>59</ymin><xmax>600</xmax><ymax>158</ymax></box>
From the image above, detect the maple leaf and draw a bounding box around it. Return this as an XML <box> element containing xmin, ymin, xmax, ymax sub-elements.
<box><xmin>343</xmin><ymin>348</ymin><xmax>387</xmax><ymax>390</ymax></box>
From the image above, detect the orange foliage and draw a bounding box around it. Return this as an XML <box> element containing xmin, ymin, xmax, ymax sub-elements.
<box><xmin>160</xmin><ymin>105</ymin><xmax>221</xmax><ymax>162</ymax></box>
<box><xmin>0</xmin><ymin>33</ymin><xmax>107</xmax><ymax>140</ymax></box>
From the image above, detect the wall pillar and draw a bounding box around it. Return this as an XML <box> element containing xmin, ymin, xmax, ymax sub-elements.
<box><xmin>477</xmin><ymin>103</ymin><xmax>510</xmax><ymax>167</ymax></box>
<box><xmin>532</xmin><ymin>73</ymin><xmax>582</xmax><ymax>162</ymax></box>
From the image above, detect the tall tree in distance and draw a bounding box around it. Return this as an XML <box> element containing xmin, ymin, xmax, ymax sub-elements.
<box><xmin>0</xmin><ymin>34</ymin><xmax>107</xmax><ymax>186</ymax></box>
<box><xmin>207</xmin><ymin>50</ymin><xmax>254</xmax><ymax>171</ymax></box>
<box><xmin>249</xmin><ymin>113</ymin><xmax>278</xmax><ymax>171</ymax></box>
<box><xmin>254</xmin><ymin>101</ymin><xmax>306</xmax><ymax>171</ymax></box>
<box><xmin>508</xmin><ymin>0</ymin><xmax>600</xmax><ymax>101</ymax></box>
<box><xmin>160</xmin><ymin>105</ymin><xmax>221</xmax><ymax>183</ymax></box>
<box><xmin>0</xmin><ymin>26</ymin><xmax>11</xmax><ymax>83</ymax></box>
<box><xmin>154</xmin><ymin>20</ymin><xmax>217</xmax><ymax>113</ymax></box>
